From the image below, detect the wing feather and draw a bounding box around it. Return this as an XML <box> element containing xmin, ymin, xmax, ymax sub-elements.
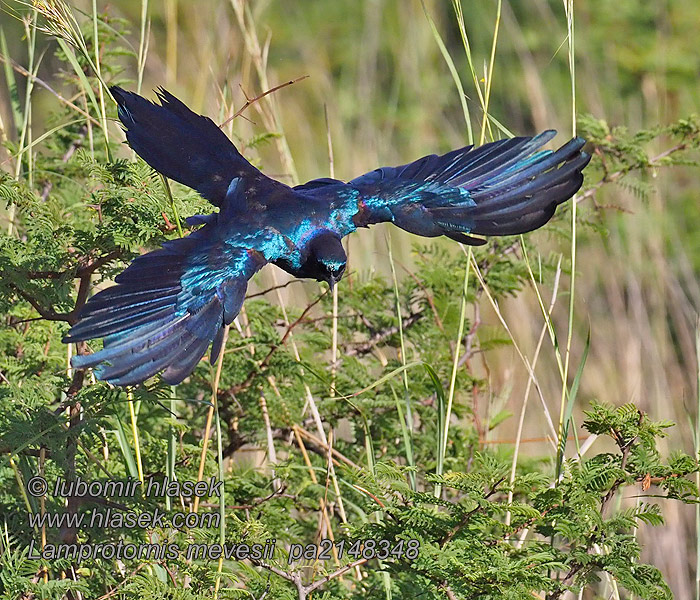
<box><xmin>320</xmin><ymin>131</ymin><xmax>590</xmax><ymax>243</ymax></box>
<box><xmin>111</xmin><ymin>86</ymin><xmax>264</xmax><ymax>208</ymax></box>
<box><xmin>65</xmin><ymin>225</ymin><xmax>273</xmax><ymax>386</ymax></box>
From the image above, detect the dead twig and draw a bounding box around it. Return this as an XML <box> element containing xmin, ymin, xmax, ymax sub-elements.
<box><xmin>221</xmin><ymin>289</ymin><xmax>329</xmax><ymax>398</ymax></box>
<box><xmin>0</xmin><ymin>55</ymin><xmax>101</xmax><ymax>128</ymax></box>
<box><xmin>219</xmin><ymin>75</ymin><xmax>310</xmax><ymax>129</ymax></box>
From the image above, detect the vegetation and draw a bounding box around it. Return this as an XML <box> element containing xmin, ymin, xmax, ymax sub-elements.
<box><xmin>0</xmin><ymin>1</ymin><xmax>699</xmax><ymax>598</ymax></box>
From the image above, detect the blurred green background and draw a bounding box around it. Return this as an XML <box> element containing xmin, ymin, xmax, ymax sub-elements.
<box><xmin>1</xmin><ymin>0</ymin><xmax>699</xmax><ymax>595</ymax></box>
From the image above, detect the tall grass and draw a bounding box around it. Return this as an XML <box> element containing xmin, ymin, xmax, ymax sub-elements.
<box><xmin>1</xmin><ymin>0</ymin><xmax>699</xmax><ymax>596</ymax></box>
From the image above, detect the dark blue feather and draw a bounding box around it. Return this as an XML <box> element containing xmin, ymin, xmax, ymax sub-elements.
<box><xmin>110</xmin><ymin>86</ymin><xmax>262</xmax><ymax>207</ymax></box>
<box><xmin>66</xmin><ymin>228</ymin><xmax>267</xmax><ymax>385</ymax></box>
<box><xmin>346</xmin><ymin>131</ymin><xmax>589</xmax><ymax>240</ymax></box>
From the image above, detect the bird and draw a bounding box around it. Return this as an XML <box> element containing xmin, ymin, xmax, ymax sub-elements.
<box><xmin>64</xmin><ymin>86</ymin><xmax>590</xmax><ymax>387</ymax></box>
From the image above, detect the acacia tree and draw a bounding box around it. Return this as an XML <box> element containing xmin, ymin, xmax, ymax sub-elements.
<box><xmin>1</xmin><ymin>4</ymin><xmax>700</xmax><ymax>600</ymax></box>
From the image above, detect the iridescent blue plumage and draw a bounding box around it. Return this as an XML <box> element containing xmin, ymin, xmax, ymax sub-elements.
<box><xmin>64</xmin><ymin>87</ymin><xmax>590</xmax><ymax>386</ymax></box>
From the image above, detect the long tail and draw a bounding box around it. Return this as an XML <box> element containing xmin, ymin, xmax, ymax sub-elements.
<box><xmin>110</xmin><ymin>86</ymin><xmax>259</xmax><ymax>207</ymax></box>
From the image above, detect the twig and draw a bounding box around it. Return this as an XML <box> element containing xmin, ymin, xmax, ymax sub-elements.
<box><xmin>197</xmin><ymin>486</ymin><xmax>293</xmax><ymax>510</ymax></box>
<box><xmin>304</xmin><ymin>558</ymin><xmax>369</xmax><ymax>595</ymax></box>
<box><xmin>12</xmin><ymin>249</ymin><xmax>123</xmax><ymax>324</ymax></box>
<box><xmin>0</xmin><ymin>54</ymin><xmax>101</xmax><ymax>127</ymax></box>
<box><xmin>401</xmin><ymin>265</ymin><xmax>445</xmax><ymax>333</ymax></box>
<box><xmin>11</xmin><ymin>285</ymin><xmax>70</xmax><ymax>322</ymax></box>
<box><xmin>245</xmin><ymin>279</ymin><xmax>305</xmax><ymax>299</ymax></box>
<box><xmin>345</xmin><ymin>310</ymin><xmax>424</xmax><ymax>357</ymax></box>
<box><xmin>97</xmin><ymin>562</ymin><xmax>148</xmax><ymax>600</ymax></box>
<box><xmin>250</xmin><ymin>559</ymin><xmax>298</xmax><ymax>586</ymax></box>
<box><xmin>439</xmin><ymin>477</ymin><xmax>505</xmax><ymax>546</ymax></box>
<box><xmin>291</xmin><ymin>423</ymin><xmax>336</xmax><ymax>544</ymax></box>
<box><xmin>544</xmin><ymin>416</ymin><xmax>642</xmax><ymax>599</ymax></box>
<box><xmin>576</xmin><ymin>142</ymin><xmax>689</xmax><ymax>205</ymax></box>
<box><xmin>60</xmin><ymin>339</ymin><xmax>88</xmax><ymax>600</ymax></box>
<box><xmin>223</xmin><ymin>289</ymin><xmax>328</xmax><ymax>397</ymax></box>
<box><xmin>599</xmin><ymin>418</ymin><xmax>639</xmax><ymax>512</ymax></box>
<box><xmin>256</xmin><ymin>578</ymin><xmax>271</xmax><ymax>600</ymax></box>
<box><xmin>219</xmin><ymin>75</ymin><xmax>310</xmax><ymax>129</ymax></box>
<box><xmin>441</xmin><ymin>583</ymin><xmax>458</xmax><ymax>600</ymax></box>
<box><xmin>294</xmin><ymin>426</ymin><xmax>362</xmax><ymax>471</ymax></box>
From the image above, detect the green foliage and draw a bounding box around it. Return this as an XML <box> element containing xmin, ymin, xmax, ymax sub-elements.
<box><xmin>338</xmin><ymin>404</ymin><xmax>697</xmax><ymax>600</ymax></box>
<box><xmin>1</xmin><ymin>2</ymin><xmax>699</xmax><ymax>600</ymax></box>
<box><xmin>578</xmin><ymin>112</ymin><xmax>700</xmax><ymax>203</ymax></box>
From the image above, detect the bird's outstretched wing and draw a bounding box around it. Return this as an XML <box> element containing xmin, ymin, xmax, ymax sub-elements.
<box><xmin>110</xmin><ymin>86</ymin><xmax>266</xmax><ymax>207</ymax></box>
<box><xmin>324</xmin><ymin>131</ymin><xmax>590</xmax><ymax>244</ymax></box>
<box><xmin>64</xmin><ymin>223</ymin><xmax>286</xmax><ymax>386</ymax></box>
<box><xmin>66</xmin><ymin>88</ymin><xmax>297</xmax><ymax>387</ymax></box>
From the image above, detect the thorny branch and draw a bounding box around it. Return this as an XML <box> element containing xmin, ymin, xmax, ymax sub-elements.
<box><xmin>576</xmin><ymin>142</ymin><xmax>690</xmax><ymax>206</ymax></box>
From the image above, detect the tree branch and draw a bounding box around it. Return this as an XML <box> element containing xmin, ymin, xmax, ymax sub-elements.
<box><xmin>304</xmin><ymin>558</ymin><xmax>369</xmax><ymax>595</ymax></box>
<box><xmin>439</xmin><ymin>477</ymin><xmax>505</xmax><ymax>546</ymax></box>
<box><xmin>11</xmin><ymin>250</ymin><xmax>123</xmax><ymax>325</ymax></box>
<box><xmin>576</xmin><ymin>142</ymin><xmax>689</xmax><ymax>205</ymax></box>
<box><xmin>11</xmin><ymin>285</ymin><xmax>71</xmax><ymax>322</ymax></box>
<box><xmin>220</xmin><ymin>289</ymin><xmax>328</xmax><ymax>398</ymax></box>
<box><xmin>345</xmin><ymin>310</ymin><xmax>424</xmax><ymax>357</ymax></box>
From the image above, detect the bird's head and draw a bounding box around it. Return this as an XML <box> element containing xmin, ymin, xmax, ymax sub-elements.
<box><xmin>310</xmin><ymin>231</ymin><xmax>347</xmax><ymax>291</ymax></box>
<box><xmin>318</xmin><ymin>257</ymin><xmax>346</xmax><ymax>290</ymax></box>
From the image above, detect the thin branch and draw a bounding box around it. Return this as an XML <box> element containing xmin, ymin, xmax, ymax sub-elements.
<box><xmin>76</xmin><ymin>249</ymin><xmax>123</xmax><ymax>277</ymax></box>
<box><xmin>0</xmin><ymin>54</ymin><xmax>101</xmax><ymax>127</ymax></box>
<box><xmin>12</xmin><ymin>250</ymin><xmax>123</xmax><ymax>324</ymax></box>
<box><xmin>576</xmin><ymin>142</ymin><xmax>689</xmax><ymax>205</ymax></box>
<box><xmin>24</xmin><ymin>270</ymin><xmax>64</xmax><ymax>280</ymax></box>
<box><xmin>197</xmin><ymin>488</ymin><xmax>296</xmax><ymax>511</ymax></box>
<box><xmin>294</xmin><ymin>425</ymin><xmax>362</xmax><ymax>471</ymax></box>
<box><xmin>400</xmin><ymin>265</ymin><xmax>445</xmax><ymax>333</ymax></box>
<box><xmin>255</xmin><ymin>578</ymin><xmax>271</xmax><ymax>600</ymax></box>
<box><xmin>219</xmin><ymin>75</ymin><xmax>310</xmax><ymax>129</ymax></box>
<box><xmin>439</xmin><ymin>477</ymin><xmax>505</xmax><ymax>546</ymax></box>
<box><xmin>61</xmin><ymin>341</ymin><xmax>87</xmax><ymax>549</ymax></box>
<box><xmin>95</xmin><ymin>564</ymin><xmax>146</xmax><ymax>600</ymax></box>
<box><xmin>223</xmin><ymin>289</ymin><xmax>328</xmax><ymax>397</ymax></box>
<box><xmin>599</xmin><ymin>419</ymin><xmax>640</xmax><ymax>513</ymax></box>
<box><xmin>245</xmin><ymin>278</ymin><xmax>306</xmax><ymax>300</ymax></box>
<box><xmin>69</xmin><ymin>273</ymin><xmax>91</xmax><ymax>325</ymax></box>
<box><xmin>345</xmin><ymin>310</ymin><xmax>424</xmax><ymax>357</ymax></box>
<box><xmin>252</xmin><ymin>560</ymin><xmax>298</xmax><ymax>585</ymax></box>
<box><xmin>11</xmin><ymin>285</ymin><xmax>70</xmax><ymax>322</ymax></box>
<box><xmin>441</xmin><ymin>583</ymin><xmax>458</xmax><ymax>600</ymax></box>
<box><xmin>23</xmin><ymin>249</ymin><xmax>122</xmax><ymax>281</ymax></box>
<box><xmin>304</xmin><ymin>558</ymin><xmax>369</xmax><ymax>595</ymax></box>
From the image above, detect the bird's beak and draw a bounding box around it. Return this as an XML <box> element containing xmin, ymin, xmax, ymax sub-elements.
<box><xmin>328</xmin><ymin>278</ymin><xmax>335</xmax><ymax>292</ymax></box>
